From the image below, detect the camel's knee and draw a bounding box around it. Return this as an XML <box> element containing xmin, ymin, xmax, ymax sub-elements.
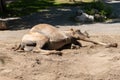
<box><xmin>17</xmin><ymin>41</ymin><xmax>37</xmax><ymax>51</ymax></box>
<box><xmin>24</xmin><ymin>41</ymin><xmax>36</xmax><ymax>51</ymax></box>
<box><xmin>71</xmin><ymin>44</ymin><xmax>81</xmax><ymax>49</ymax></box>
<box><xmin>105</xmin><ymin>43</ymin><xmax>118</xmax><ymax>48</ymax></box>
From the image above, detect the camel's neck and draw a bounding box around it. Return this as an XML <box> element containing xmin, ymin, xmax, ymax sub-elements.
<box><xmin>63</xmin><ymin>31</ymin><xmax>73</xmax><ymax>38</ymax></box>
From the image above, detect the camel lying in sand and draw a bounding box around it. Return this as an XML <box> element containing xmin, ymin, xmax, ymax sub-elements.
<box><xmin>14</xmin><ymin>24</ymin><xmax>117</xmax><ymax>55</ymax></box>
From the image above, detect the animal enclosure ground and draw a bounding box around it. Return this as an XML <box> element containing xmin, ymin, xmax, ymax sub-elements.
<box><xmin>0</xmin><ymin>23</ymin><xmax>120</xmax><ymax>80</ymax></box>
<box><xmin>0</xmin><ymin>0</ymin><xmax>120</xmax><ymax>79</ymax></box>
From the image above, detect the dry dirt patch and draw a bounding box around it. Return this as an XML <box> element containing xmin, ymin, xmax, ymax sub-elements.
<box><xmin>0</xmin><ymin>33</ymin><xmax>120</xmax><ymax>80</ymax></box>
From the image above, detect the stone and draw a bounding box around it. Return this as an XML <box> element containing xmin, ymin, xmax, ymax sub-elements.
<box><xmin>94</xmin><ymin>14</ymin><xmax>106</xmax><ymax>22</ymax></box>
<box><xmin>75</xmin><ymin>13</ymin><xmax>94</xmax><ymax>23</ymax></box>
<box><xmin>0</xmin><ymin>17</ymin><xmax>20</xmax><ymax>30</ymax></box>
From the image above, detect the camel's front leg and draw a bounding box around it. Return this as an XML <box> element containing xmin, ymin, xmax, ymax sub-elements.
<box><xmin>79</xmin><ymin>38</ymin><xmax>118</xmax><ymax>48</ymax></box>
<box><xmin>70</xmin><ymin>39</ymin><xmax>82</xmax><ymax>49</ymax></box>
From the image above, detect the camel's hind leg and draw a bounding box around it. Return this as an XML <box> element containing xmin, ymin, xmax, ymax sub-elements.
<box><xmin>37</xmin><ymin>49</ymin><xmax>62</xmax><ymax>55</ymax></box>
<box><xmin>33</xmin><ymin>45</ymin><xmax>62</xmax><ymax>55</ymax></box>
<box><xmin>33</xmin><ymin>40</ymin><xmax>62</xmax><ymax>55</ymax></box>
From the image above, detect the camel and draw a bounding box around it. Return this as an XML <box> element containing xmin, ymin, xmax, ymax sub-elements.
<box><xmin>14</xmin><ymin>24</ymin><xmax>117</xmax><ymax>55</ymax></box>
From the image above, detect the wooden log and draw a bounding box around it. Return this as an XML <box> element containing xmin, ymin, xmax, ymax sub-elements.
<box><xmin>0</xmin><ymin>17</ymin><xmax>20</xmax><ymax>30</ymax></box>
<box><xmin>0</xmin><ymin>20</ymin><xmax>7</xmax><ymax>30</ymax></box>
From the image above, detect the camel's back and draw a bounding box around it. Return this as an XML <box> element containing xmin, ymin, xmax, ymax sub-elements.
<box><xmin>22</xmin><ymin>32</ymin><xmax>48</xmax><ymax>42</ymax></box>
<box><xmin>30</xmin><ymin>24</ymin><xmax>68</xmax><ymax>41</ymax></box>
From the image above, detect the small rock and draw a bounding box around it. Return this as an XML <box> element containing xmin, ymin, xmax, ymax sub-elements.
<box><xmin>75</xmin><ymin>10</ymin><xmax>94</xmax><ymax>23</ymax></box>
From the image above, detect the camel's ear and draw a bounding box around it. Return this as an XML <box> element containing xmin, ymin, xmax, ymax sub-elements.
<box><xmin>84</xmin><ymin>31</ymin><xmax>89</xmax><ymax>38</ymax></box>
<box><xmin>70</xmin><ymin>28</ymin><xmax>74</xmax><ymax>31</ymax></box>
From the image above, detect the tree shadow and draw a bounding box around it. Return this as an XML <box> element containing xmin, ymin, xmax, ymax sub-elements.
<box><xmin>6</xmin><ymin>0</ymin><xmax>120</xmax><ymax>30</ymax></box>
<box><xmin>7</xmin><ymin>0</ymin><xmax>55</xmax><ymax>16</ymax></box>
<box><xmin>7</xmin><ymin>6</ymin><xmax>81</xmax><ymax>30</ymax></box>
<box><xmin>106</xmin><ymin>1</ymin><xmax>120</xmax><ymax>18</ymax></box>
<box><xmin>103</xmin><ymin>1</ymin><xmax>120</xmax><ymax>24</ymax></box>
<box><xmin>6</xmin><ymin>0</ymin><xmax>78</xmax><ymax>30</ymax></box>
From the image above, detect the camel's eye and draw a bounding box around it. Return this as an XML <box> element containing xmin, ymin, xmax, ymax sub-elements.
<box><xmin>75</xmin><ymin>30</ymin><xmax>81</xmax><ymax>33</ymax></box>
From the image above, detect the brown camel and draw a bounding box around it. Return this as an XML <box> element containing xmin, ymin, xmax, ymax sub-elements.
<box><xmin>14</xmin><ymin>24</ymin><xmax>117</xmax><ymax>55</ymax></box>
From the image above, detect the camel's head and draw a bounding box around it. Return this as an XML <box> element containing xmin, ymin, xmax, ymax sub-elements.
<box><xmin>70</xmin><ymin>28</ymin><xmax>89</xmax><ymax>39</ymax></box>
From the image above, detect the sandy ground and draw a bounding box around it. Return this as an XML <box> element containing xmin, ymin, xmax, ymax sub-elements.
<box><xmin>0</xmin><ymin>23</ymin><xmax>120</xmax><ymax>80</ymax></box>
<box><xmin>0</xmin><ymin>1</ymin><xmax>120</xmax><ymax>79</ymax></box>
